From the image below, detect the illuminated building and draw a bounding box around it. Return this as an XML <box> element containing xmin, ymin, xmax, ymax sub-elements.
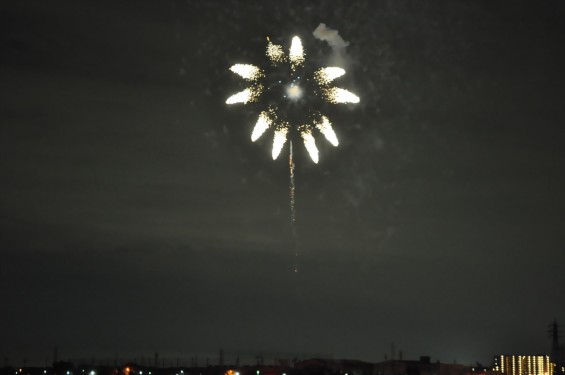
<box><xmin>493</xmin><ymin>355</ymin><xmax>554</xmax><ymax>375</ymax></box>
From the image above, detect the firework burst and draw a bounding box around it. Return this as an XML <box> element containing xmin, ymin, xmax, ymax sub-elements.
<box><xmin>226</xmin><ymin>35</ymin><xmax>359</xmax><ymax>164</ymax></box>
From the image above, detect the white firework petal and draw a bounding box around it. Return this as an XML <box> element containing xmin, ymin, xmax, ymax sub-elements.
<box><xmin>272</xmin><ymin>127</ymin><xmax>288</xmax><ymax>160</ymax></box>
<box><xmin>326</xmin><ymin>87</ymin><xmax>360</xmax><ymax>104</ymax></box>
<box><xmin>289</xmin><ymin>36</ymin><xmax>305</xmax><ymax>68</ymax></box>
<box><xmin>267</xmin><ymin>40</ymin><xmax>285</xmax><ymax>64</ymax></box>
<box><xmin>316</xmin><ymin>67</ymin><xmax>345</xmax><ymax>84</ymax></box>
<box><xmin>226</xmin><ymin>86</ymin><xmax>262</xmax><ymax>104</ymax></box>
<box><xmin>226</xmin><ymin>89</ymin><xmax>252</xmax><ymax>104</ymax></box>
<box><xmin>301</xmin><ymin>129</ymin><xmax>319</xmax><ymax>164</ymax></box>
<box><xmin>251</xmin><ymin>112</ymin><xmax>272</xmax><ymax>142</ymax></box>
<box><xmin>316</xmin><ymin>116</ymin><xmax>339</xmax><ymax>146</ymax></box>
<box><xmin>229</xmin><ymin>64</ymin><xmax>262</xmax><ymax>81</ymax></box>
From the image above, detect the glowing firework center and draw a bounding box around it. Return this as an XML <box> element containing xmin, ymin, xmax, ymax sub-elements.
<box><xmin>285</xmin><ymin>80</ymin><xmax>303</xmax><ymax>101</ymax></box>
<box><xmin>226</xmin><ymin>35</ymin><xmax>359</xmax><ymax>163</ymax></box>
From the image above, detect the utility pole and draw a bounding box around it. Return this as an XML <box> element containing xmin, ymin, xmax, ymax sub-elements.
<box><xmin>218</xmin><ymin>349</ymin><xmax>224</xmax><ymax>367</ymax></box>
<box><xmin>549</xmin><ymin>320</ymin><xmax>564</xmax><ymax>373</ymax></box>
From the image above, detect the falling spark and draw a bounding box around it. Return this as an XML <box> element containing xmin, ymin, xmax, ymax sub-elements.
<box><xmin>315</xmin><ymin>116</ymin><xmax>339</xmax><ymax>146</ymax></box>
<box><xmin>251</xmin><ymin>111</ymin><xmax>272</xmax><ymax>142</ymax></box>
<box><xmin>229</xmin><ymin>64</ymin><xmax>262</xmax><ymax>81</ymax></box>
<box><xmin>289</xmin><ymin>36</ymin><xmax>305</xmax><ymax>69</ymax></box>
<box><xmin>301</xmin><ymin>128</ymin><xmax>319</xmax><ymax>164</ymax></box>
<box><xmin>272</xmin><ymin>127</ymin><xmax>289</xmax><ymax>160</ymax></box>
<box><xmin>315</xmin><ymin>67</ymin><xmax>345</xmax><ymax>84</ymax></box>
<box><xmin>325</xmin><ymin>87</ymin><xmax>360</xmax><ymax>104</ymax></box>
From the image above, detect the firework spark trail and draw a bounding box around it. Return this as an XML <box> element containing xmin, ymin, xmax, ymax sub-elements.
<box><xmin>289</xmin><ymin>140</ymin><xmax>300</xmax><ymax>273</ymax></box>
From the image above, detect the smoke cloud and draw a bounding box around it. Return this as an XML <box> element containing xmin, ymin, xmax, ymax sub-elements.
<box><xmin>313</xmin><ymin>23</ymin><xmax>350</xmax><ymax>49</ymax></box>
<box><xmin>313</xmin><ymin>23</ymin><xmax>350</xmax><ymax>66</ymax></box>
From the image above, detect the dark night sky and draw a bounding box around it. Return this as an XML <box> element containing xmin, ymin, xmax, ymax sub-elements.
<box><xmin>1</xmin><ymin>0</ymin><xmax>565</xmax><ymax>367</ymax></box>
